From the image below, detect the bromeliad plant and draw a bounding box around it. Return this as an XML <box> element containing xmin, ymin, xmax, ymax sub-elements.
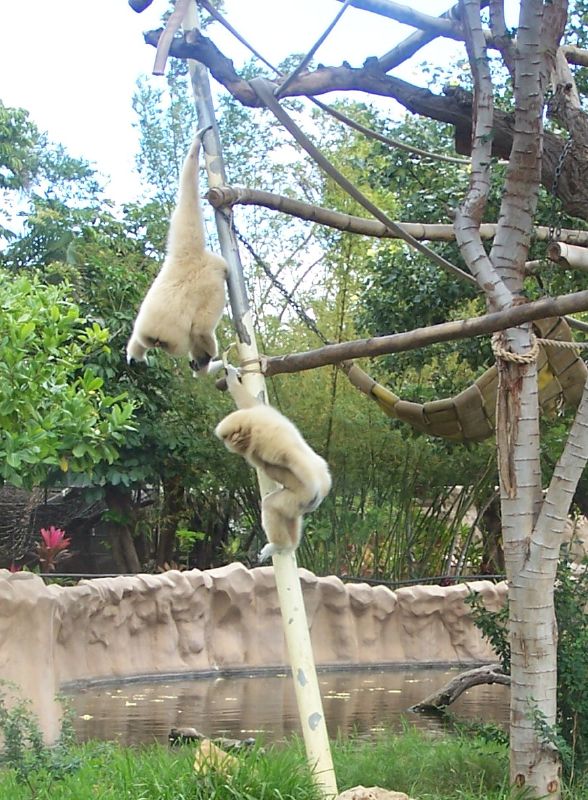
<box><xmin>35</xmin><ymin>527</ymin><xmax>72</xmax><ymax>572</ymax></box>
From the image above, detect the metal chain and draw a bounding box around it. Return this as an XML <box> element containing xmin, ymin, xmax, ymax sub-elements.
<box><xmin>548</xmin><ymin>137</ymin><xmax>574</xmax><ymax>243</ymax></box>
<box><xmin>235</xmin><ymin>228</ymin><xmax>330</xmax><ymax>345</ymax></box>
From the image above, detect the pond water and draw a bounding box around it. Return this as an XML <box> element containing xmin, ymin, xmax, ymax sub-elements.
<box><xmin>67</xmin><ymin>666</ymin><xmax>509</xmax><ymax>745</ymax></box>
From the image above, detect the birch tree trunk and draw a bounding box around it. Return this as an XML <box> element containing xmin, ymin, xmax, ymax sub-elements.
<box><xmin>456</xmin><ymin>1</ymin><xmax>578</xmax><ymax>797</ymax></box>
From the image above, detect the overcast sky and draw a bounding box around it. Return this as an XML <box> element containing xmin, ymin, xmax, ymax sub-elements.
<box><xmin>0</xmin><ymin>1</ymin><xmax>509</xmax><ymax>202</ymax></box>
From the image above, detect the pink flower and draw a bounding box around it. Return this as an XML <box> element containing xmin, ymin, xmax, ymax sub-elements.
<box><xmin>39</xmin><ymin>526</ymin><xmax>71</xmax><ymax>551</ymax></box>
<box><xmin>36</xmin><ymin>526</ymin><xmax>73</xmax><ymax>572</ymax></box>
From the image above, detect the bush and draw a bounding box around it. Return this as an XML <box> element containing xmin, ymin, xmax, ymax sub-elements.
<box><xmin>0</xmin><ymin>685</ymin><xmax>81</xmax><ymax>796</ymax></box>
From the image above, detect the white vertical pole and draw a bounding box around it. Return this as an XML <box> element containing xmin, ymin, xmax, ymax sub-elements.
<box><xmin>272</xmin><ymin>550</ymin><xmax>338</xmax><ymax>796</ymax></box>
<box><xmin>180</xmin><ymin>5</ymin><xmax>337</xmax><ymax>797</ymax></box>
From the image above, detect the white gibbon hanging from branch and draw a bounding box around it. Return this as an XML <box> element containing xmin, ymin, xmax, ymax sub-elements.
<box><xmin>215</xmin><ymin>366</ymin><xmax>332</xmax><ymax>562</ymax></box>
<box><xmin>127</xmin><ymin>128</ymin><xmax>227</xmax><ymax>373</ymax></box>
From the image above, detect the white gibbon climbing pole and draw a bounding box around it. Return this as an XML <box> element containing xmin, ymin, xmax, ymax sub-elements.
<box><xmin>180</xmin><ymin>4</ymin><xmax>338</xmax><ymax>797</ymax></box>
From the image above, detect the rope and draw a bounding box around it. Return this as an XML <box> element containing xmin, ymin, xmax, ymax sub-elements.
<box><xmin>235</xmin><ymin>227</ymin><xmax>330</xmax><ymax>345</ymax></box>
<box><xmin>491</xmin><ymin>333</ymin><xmax>540</xmax><ymax>363</ymax></box>
<box><xmin>536</xmin><ymin>337</ymin><xmax>588</xmax><ymax>350</ymax></box>
<box><xmin>309</xmin><ymin>98</ymin><xmax>471</xmax><ymax>166</ymax></box>
<box><xmin>491</xmin><ymin>332</ymin><xmax>588</xmax><ymax>363</ymax></box>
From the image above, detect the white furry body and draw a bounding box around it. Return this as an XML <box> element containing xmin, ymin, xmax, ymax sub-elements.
<box><xmin>127</xmin><ymin>132</ymin><xmax>227</xmax><ymax>372</ymax></box>
<box><xmin>215</xmin><ymin>372</ymin><xmax>331</xmax><ymax>560</ymax></box>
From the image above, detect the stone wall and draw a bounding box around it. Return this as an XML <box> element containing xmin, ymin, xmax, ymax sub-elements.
<box><xmin>0</xmin><ymin>565</ymin><xmax>506</xmax><ymax>739</ymax></box>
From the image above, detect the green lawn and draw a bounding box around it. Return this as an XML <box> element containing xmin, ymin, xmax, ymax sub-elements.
<box><xmin>0</xmin><ymin>728</ymin><xmax>585</xmax><ymax>800</ymax></box>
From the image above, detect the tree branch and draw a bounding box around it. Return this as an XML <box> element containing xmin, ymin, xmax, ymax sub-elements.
<box><xmin>208</xmin><ymin>185</ymin><xmax>588</xmax><ymax>247</ymax></box>
<box><xmin>562</xmin><ymin>44</ymin><xmax>588</xmax><ymax>68</ymax></box>
<box><xmin>489</xmin><ymin>2</ymin><xmax>565</xmax><ymax>293</ymax></box>
<box><xmin>142</xmin><ymin>29</ymin><xmax>588</xmax><ymax>222</ymax></box>
<box><xmin>455</xmin><ymin>0</ymin><xmax>511</xmax><ymax>311</ymax></box>
<box><xmin>250</xmin><ymin>76</ymin><xmax>476</xmax><ymax>286</ymax></box>
<box><xmin>489</xmin><ymin>0</ymin><xmax>516</xmax><ymax>80</ymax></box>
<box><xmin>378</xmin><ymin>2</ymin><xmax>474</xmax><ymax>71</ymax></box>
<box><xmin>275</xmin><ymin>0</ymin><xmax>353</xmax><ymax>99</ymax></box>
<box><xmin>152</xmin><ymin>0</ymin><xmax>191</xmax><ymax>76</ymax></box>
<box><xmin>529</xmin><ymin>375</ymin><xmax>588</xmax><ymax>572</ymax></box>
<box><xmin>548</xmin><ymin>241</ymin><xmax>588</xmax><ymax>271</ymax></box>
<box><xmin>410</xmin><ymin>663</ymin><xmax>509</xmax><ymax>711</ymax></box>
<box><xmin>337</xmin><ymin>0</ymin><xmax>460</xmax><ymax>38</ymax></box>
<box><xmin>261</xmin><ymin>289</ymin><xmax>588</xmax><ymax>376</ymax></box>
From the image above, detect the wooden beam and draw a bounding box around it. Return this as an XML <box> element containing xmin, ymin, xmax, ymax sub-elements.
<box><xmin>337</xmin><ymin>0</ymin><xmax>459</xmax><ymax>37</ymax></box>
<box><xmin>207</xmin><ymin>185</ymin><xmax>588</xmax><ymax>247</ymax></box>
<box><xmin>262</xmin><ymin>290</ymin><xmax>588</xmax><ymax>376</ymax></box>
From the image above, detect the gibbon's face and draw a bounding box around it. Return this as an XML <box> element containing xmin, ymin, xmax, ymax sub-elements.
<box><xmin>215</xmin><ymin>419</ymin><xmax>251</xmax><ymax>455</ymax></box>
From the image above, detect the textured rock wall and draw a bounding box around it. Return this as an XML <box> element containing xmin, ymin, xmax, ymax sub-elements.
<box><xmin>0</xmin><ymin>565</ymin><xmax>506</xmax><ymax>738</ymax></box>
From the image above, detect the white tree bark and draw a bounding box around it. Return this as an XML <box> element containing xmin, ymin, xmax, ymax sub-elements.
<box><xmin>457</xmin><ymin>2</ymin><xmax>569</xmax><ymax>797</ymax></box>
<box><xmin>455</xmin><ymin>0</ymin><xmax>512</xmax><ymax>312</ymax></box>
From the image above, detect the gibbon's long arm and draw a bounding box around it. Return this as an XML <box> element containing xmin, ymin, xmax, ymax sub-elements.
<box><xmin>126</xmin><ymin>127</ymin><xmax>227</xmax><ymax>373</ymax></box>
<box><xmin>224</xmin><ymin>363</ymin><xmax>262</xmax><ymax>408</ymax></box>
<box><xmin>215</xmin><ymin>367</ymin><xmax>332</xmax><ymax>561</ymax></box>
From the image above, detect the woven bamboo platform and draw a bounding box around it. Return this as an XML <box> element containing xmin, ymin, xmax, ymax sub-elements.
<box><xmin>345</xmin><ymin>317</ymin><xmax>587</xmax><ymax>442</ymax></box>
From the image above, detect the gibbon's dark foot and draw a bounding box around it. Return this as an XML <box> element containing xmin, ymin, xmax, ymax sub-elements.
<box><xmin>127</xmin><ymin>355</ymin><xmax>149</xmax><ymax>366</ymax></box>
<box><xmin>190</xmin><ymin>354</ymin><xmax>212</xmax><ymax>373</ymax></box>
<box><xmin>196</xmin><ymin>124</ymin><xmax>214</xmax><ymax>144</ymax></box>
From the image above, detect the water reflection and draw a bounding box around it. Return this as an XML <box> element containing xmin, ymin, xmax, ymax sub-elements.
<box><xmin>68</xmin><ymin>667</ymin><xmax>509</xmax><ymax>745</ymax></box>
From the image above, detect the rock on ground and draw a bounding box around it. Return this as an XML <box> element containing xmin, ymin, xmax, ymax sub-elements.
<box><xmin>336</xmin><ymin>786</ymin><xmax>414</xmax><ymax>800</ymax></box>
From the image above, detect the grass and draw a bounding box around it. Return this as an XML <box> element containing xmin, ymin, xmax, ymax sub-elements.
<box><xmin>1</xmin><ymin>727</ymin><xmax>587</xmax><ymax>800</ymax></box>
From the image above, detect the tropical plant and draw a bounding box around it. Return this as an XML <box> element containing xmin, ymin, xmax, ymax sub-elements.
<box><xmin>35</xmin><ymin>527</ymin><xmax>72</xmax><ymax>572</ymax></box>
<box><xmin>0</xmin><ymin>271</ymin><xmax>135</xmax><ymax>489</ymax></box>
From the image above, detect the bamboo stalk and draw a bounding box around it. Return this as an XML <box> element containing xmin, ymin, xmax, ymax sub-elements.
<box><xmin>207</xmin><ymin>185</ymin><xmax>588</xmax><ymax>247</ymax></box>
<box><xmin>182</xmin><ymin>5</ymin><xmax>337</xmax><ymax>797</ymax></box>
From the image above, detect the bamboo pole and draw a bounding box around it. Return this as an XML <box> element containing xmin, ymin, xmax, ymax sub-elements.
<box><xmin>547</xmin><ymin>241</ymin><xmax>588</xmax><ymax>272</ymax></box>
<box><xmin>181</xmin><ymin>5</ymin><xmax>337</xmax><ymax>797</ymax></box>
<box><xmin>208</xmin><ymin>185</ymin><xmax>588</xmax><ymax>247</ymax></box>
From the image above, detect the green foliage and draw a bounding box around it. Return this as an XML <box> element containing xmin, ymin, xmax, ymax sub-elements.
<box><xmin>0</xmin><ymin>686</ymin><xmax>81</xmax><ymax>796</ymax></box>
<box><xmin>0</xmin><ymin>272</ymin><xmax>135</xmax><ymax>488</ymax></box>
<box><xmin>0</xmin><ymin>720</ymin><xmax>513</xmax><ymax>800</ymax></box>
<box><xmin>176</xmin><ymin>528</ymin><xmax>205</xmax><ymax>563</ymax></box>
<box><xmin>5</xmin><ymin>693</ymin><xmax>588</xmax><ymax>798</ymax></box>
<box><xmin>0</xmin><ymin>738</ymin><xmax>321</xmax><ymax>800</ymax></box>
<box><xmin>466</xmin><ymin>591</ymin><xmax>510</xmax><ymax>673</ymax></box>
<box><xmin>467</xmin><ymin>555</ymin><xmax>588</xmax><ymax>776</ymax></box>
<box><xmin>300</xmin><ymin>445</ymin><xmax>493</xmax><ymax>582</ymax></box>
<box><xmin>553</xmin><ymin>556</ymin><xmax>588</xmax><ymax>773</ymax></box>
<box><xmin>0</xmin><ymin>101</ymin><xmax>39</xmax><ymax>192</ymax></box>
<box><xmin>0</xmin><ymin>101</ymin><xmax>100</xmax><ymax>245</ymax></box>
<box><xmin>334</xmin><ymin>727</ymin><xmax>509</xmax><ymax>800</ymax></box>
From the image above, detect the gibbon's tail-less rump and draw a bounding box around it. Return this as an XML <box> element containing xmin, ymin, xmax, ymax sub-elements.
<box><xmin>126</xmin><ymin>128</ymin><xmax>228</xmax><ymax>373</ymax></box>
<box><xmin>214</xmin><ymin>383</ymin><xmax>332</xmax><ymax>561</ymax></box>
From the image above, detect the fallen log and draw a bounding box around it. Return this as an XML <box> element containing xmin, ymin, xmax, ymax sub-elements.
<box><xmin>410</xmin><ymin>663</ymin><xmax>510</xmax><ymax>712</ymax></box>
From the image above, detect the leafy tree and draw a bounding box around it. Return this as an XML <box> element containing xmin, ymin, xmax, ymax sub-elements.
<box><xmin>0</xmin><ymin>271</ymin><xmax>134</xmax><ymax>489</ymax></box>
<box><xmin>0</xmin><ymin>100</ymin><xmax>100</xmax><ymax>246</ymax></box>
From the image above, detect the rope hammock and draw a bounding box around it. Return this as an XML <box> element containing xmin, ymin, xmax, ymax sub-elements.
<box><xmin>343</xmin><ymin>317</ymin><xmax>587</xmax><ymax>442</ymax></box>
